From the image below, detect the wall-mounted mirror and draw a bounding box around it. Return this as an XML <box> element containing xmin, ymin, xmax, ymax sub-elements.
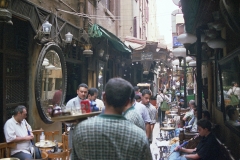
<box><xmin>219</xmin><ymin>48</ymin><xmax>240</xmax><ymax>134</ymax></box>
<box><xmin>97</xmin><ymin>61</ymin><xmax>105</xmax><ymax>99</ymax></box>
<box><xmin>35</xmin><ymin>42</ymin><xmax>67</xmax><ymax>123</ymax></box>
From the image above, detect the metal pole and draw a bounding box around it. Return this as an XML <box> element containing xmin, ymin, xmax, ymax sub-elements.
<box><xmin>184</xmin><ymin>57</ymin><xmax>187</xmax><ymax>108</ymax></box>
<box><xmin>196</xmin><ymin>28</ymin><xmax>202</xmax><ymax>120</ymax></box>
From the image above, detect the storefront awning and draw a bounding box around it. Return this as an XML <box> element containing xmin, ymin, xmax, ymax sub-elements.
<box><xmin>95</xmin><ymin>25</ymin><xmax>131</xmax><ymax>54</ymax></box>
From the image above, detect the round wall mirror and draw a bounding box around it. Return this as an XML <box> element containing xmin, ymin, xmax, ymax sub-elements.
<box><xmin>35</xmin><ymin>42</ymin><xmax>67</xmax><ymax>123</ymax></box>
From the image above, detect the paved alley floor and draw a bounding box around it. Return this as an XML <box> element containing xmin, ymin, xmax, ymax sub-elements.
<box><xmin>150</xmin><ymin>122</ymin><xmax>161</xmax><ymax>160</ymax></box>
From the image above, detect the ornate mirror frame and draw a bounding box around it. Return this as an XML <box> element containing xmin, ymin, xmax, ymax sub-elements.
<box><xmin>35</xmin><ymin>42</ymin><xmax>67</xmax><ymax>124</ymax></box>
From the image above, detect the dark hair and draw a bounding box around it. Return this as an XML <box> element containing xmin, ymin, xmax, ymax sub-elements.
<box><xmin>134</xmin><ymin>94</ymin><xmax>141</xmax><ymax>100</ymax></box>
<box><xmin>134</xmin><ymin>86</ymin><xmax>139</xmax><ymax>92</ymax></box>
<box><xmin>105</xmin><ymin>78</ymin><xmax>133</xmax><ymax>108</ymax></box>
<box><xmin>227</xmin><ymin>107</ymin><xmax>236</xmax><ymax>119</ymax></box>
<box><xmin>14</xmin><ymin>105</ymin><xmax>26</xmax><ymax>116</ymax></box>
<box><xmin>142</xmin><ymin>89</ymin><xmax>151</xmax><ymax>96</ymax></box>
<box><xmin>130</xmin><ymin>89</ymin><xmax>135</xmax><ymax>102</ymax></box>
<box><xmin>78</xmin><ymin>83</ymin><xmax>88</xmax><ymax>90</ymax></box>
<box><xmin>202</xmin><ymin>110</ymin><xmax>210</xmax><ymax>120</ymax></box>
<box><xmin>88</xmin><ymin>88</ymin><xmax>98</xmax><ymax>96</ymax></box>
<box><xmin>197</xmin><ymin>119</ymin><xmax>212</xmax><ymax>131</ymax></box>
<box><xmin>160</xmin><ymin>90</ymin><xmax>163</xmax><ymax>93</ymax></box>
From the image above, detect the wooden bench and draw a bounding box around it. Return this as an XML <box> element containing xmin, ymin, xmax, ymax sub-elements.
<box><xmin>216</xmin><ymin>138</ymin><xmax>235</xmax><ymax>160</ymax></box>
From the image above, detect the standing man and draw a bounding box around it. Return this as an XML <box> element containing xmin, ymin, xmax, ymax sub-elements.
<box><xmin>157</xmin><ymin>90</ymin><xmax>170</xmax><ymax>127</ymax></box>
<box><xmin>141</xmin><ymin>89</ymin><xmax>157</xmax><ymax>143</ymax></box>
<box><xmin>72</xmin><ymin>78</ymin><xmax>152</xmax><ymax>160</ymax></box>
<box><xmin>4</xmin><ymin>105</ymin><xmax>34</xmax><ymax>160</ymax></box>
<box><xmin>123</xmin><ymin>89</ymin><xmax>146</xmax><ymax>131</ymax></box>
<box><xmin>66</xmin><ymin>83</ymin><xmax>88</xmax><ymax>111</ymax></box>
<box><xmin>65</xmin><ymin>83</ymin><xmax>88</xmax><ymax>149</ymax></box>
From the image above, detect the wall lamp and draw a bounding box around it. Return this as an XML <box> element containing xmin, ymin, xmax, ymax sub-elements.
<box><xmin>34</xmin><ymin>21</ymin><xmax>73</xmax><ymax>45</ymax></box>
<box><xmin>99</xmin><ymin>49</ymin><xmax>104</xmax><ymax>57</ymax></box>
<box><xmin>177</xmin><ymin>33</ymin><xmax>197</xmax><ymax>56</ymax></box>
<box><xmin>0</xmin><ymin>0</ymin><xmax>13</xmax><ymax>25</ymax></box>
<box><xmin>83</xmin><ymin>44</ymin><xmax>93</xmax><ymax>57</ymax></box>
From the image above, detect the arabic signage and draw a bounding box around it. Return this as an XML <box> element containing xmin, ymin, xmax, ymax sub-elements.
<box><xmin>173</xmin><ymin>36</ymin><xmax>183</xmax><ymax>48</ymax></box>
<box><xmin>141</xmin><ymin>52</ymin><xmax>153</xmax><ymax>61</ymax></box>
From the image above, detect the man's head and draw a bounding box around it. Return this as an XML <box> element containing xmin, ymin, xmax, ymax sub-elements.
<box><xmin>103</xmin><ymin>78</ymin><xmax>133</xmax><ymax>112</ymax></box>
<box><xmin>135</xmin><ymin>94</ymin><xmax>141</xmax><ymax>102</ymax></box>
<box><xmin>141</xmin><ymin>89</ymin><xmax>151</xmax><ymax>105</ymax></box>
<box><xmin>77</xmin><ymin>83</ymin><xmax>88</xmax><ymax>100</ymax></box>
<box><xmin>188</xmin><ymin>100</ymin><xmax>196</xmax><ymax>109</ymax></box>
<box><xmin>202</xmin><ymin>110</ymin><xmax>211</xmax><ymax>120</ymax></box>
<box><xmin>197</xmin><ymin>119</ymin><xmax>212</xmax><ymax>137</ymax></box>
<box><xmin>227</xmin><ymin>107</ymin><xmax>239</xmax><ymax>121</ymax></box>
<box><xmin>232</xmin><ymin>81</ymin><xmax>238</xmax><ymax>87</ymax></box>
<box><xmin>14</xmin><ymin>105</ymin><xmax>27</xmax><ymax>122</ymax></box>
<box><xmin>134</xmin><ymin>86</ymin><xmax>140</xmax><ymax>92</ymax></box>
<box><xmin>87</xmin><ymin>88</ymin><xmax>98</xmax><ymax>101</ymax></box>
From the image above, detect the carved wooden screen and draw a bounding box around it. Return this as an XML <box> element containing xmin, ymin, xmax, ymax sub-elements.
<box><xmin>0</xmin><ymin>18</ymin><xmax>29</xmax><ymax>142</ymax></box>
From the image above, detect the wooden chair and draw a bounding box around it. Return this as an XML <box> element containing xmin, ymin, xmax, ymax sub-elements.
<box><xmin>41</xmin><ymin>151</ymin><xmax>48</xmax><ymax>160</ymax></box>
<box><xmin>48</xmin><ymin>151</ymin><xmax>69</xmax><ymax>160</ymax></box>
<box><xmin>32</xmin><ymin>129</ymin><xmax>44</xmax><ymax>142</ymax></box>
<box><xmin>62</xmin><ymin>132</ymin><xmax>69</xmax><ymax>151</ymax></box>
<box><xmin>0</xmin><ymin>143</ymin><xmax>8</xmax><ymax>158</ymax></box>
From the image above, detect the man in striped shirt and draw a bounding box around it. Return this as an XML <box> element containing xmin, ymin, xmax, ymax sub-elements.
<box><xmin>123</xmin><ymin>89</ymin><xmax>145</xmax><ymax>131</ymax></box>
<box><xmin>72</xmin><ymin>78</ymin><xmax>152</xmax><ymax>160</ymax></box>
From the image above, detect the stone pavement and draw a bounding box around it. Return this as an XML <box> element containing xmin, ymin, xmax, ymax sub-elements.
<box><xmin>150</xmin><ymin>122</ymin><xmax>161</xmax><ymax>160</ymax></box>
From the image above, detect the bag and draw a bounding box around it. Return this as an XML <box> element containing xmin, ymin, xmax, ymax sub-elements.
<box><xmin>230</xmin><ymin>95</ymin><xmax>239</xmax><ymax>105</ymax></box>
<box><xmin>30</xmin><ymin>145</ymin><xmax>42</xmax><ymax>159</ymax></box>
<box><xmin>161</xmin><ymin>100</ymin><xmax>170</xmax><ymax>111</ymax></box>
<box><xmin>230</xmin><ymin>88</ymin><xmax>239</xmax><ymax>106</ymax></box>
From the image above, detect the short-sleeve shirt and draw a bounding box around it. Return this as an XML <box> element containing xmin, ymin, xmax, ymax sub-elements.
<box><xmin>4</xmin><ymin>117</ymin><xmax>32</xmax><ymax>155</ymax></box>
<box><xmin>142</xmin><ymin>103</ymin><xmax>157</xmax><ymax>124</ymax></box>
<box><xmin>195</xmin><ymin>132</ymin><xmax>220</xmax><ymax>160</ymax></box>
<box><xmin>65</xmin><ymin>96</ymin><xmax>82</xmax><ymax>111</ymax></box>
<box><xmin>123</xmin><ymin>106</ymin><xmax>146</xmax><ymax>131</ymax></box>
<box><xmin>134</xmin><ymin>102</ymin><xmax>151</xmax><ymax>124</ymax></box>
<box><xmin>72</xmin><ymin>114</ymin><xmax>152</xmax><ymax>160</ymax></box>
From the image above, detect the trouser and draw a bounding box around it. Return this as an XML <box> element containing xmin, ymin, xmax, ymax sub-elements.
<box><xmin>168</xmin><ymin>143</ymin><xmax>188</xmax><ymax>160</ymax></box>
<box><xmin>11</xmin><ymin>151</ymin><xmax>32</xmax><ymax>160</ymax></box>
<box><xmin>158</xmin><ymin>107</ymin><xmax>165</xmax><ymax>124</ymax></box>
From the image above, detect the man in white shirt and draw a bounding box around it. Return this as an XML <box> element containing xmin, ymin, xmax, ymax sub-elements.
<box><xmin>156</xmin><ymin>90</ymin><xmax>170</xmax><ymax>126</ymax></box>
<box><xmin>4</xmin><ymin>105</ymin><xmax>34</xmax><ymax>160</ymax></box>
<box><xmin>227</xmin><ymin>82</ymin><xmax>240</xmax><ymax>103</ymax></box>
<box><xmin>66</xmin><ymin>83</ymin><xmax>88</xmax><ymax>112</ymax></box>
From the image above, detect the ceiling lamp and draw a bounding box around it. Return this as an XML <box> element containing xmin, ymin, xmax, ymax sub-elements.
<box><xmin>45</xmin><ymin>64</ymin><xmax>55</xmax><ymax>70</ymax></box>
<box><xmin>42</xmin><ymin>58</ymin><xmax>49</xmax><ymax>66</ymax></box>
<box><xmin>207</xmin><ymin>37</ymin><xmax>226</xmax><ymax>49</ymax></box>
<box><xmin>143</xmin><ymin>71</ymin><xmax>149</xmax><ymax>74</ymax></box>
<box><xmin>83</xmin><ymin>44</ymin><xmax>93</xmax><ymax>56</ymax></box>
<box><xmin>177</xmin><ymin>33</ymin><xmax>197</xmax><ymax>47</ymax></box>
<box><xmin>172</xmin><ymin>59</ymin><xmax>179</xmax><ymax>66</ymax></box>
<box><xmin>172</xmin><ymin>47</ymin><xmax>186</xmax><ymax>58</ymax></box>
<box><xmin>189</xmin><ymin>61</ymin><xmax>196</xmax><ymax>67</ymax></box>
<box><xmin>186</xmin><ymin>56</ymin><xmax>193</xmax><ymax>63</ymax></box>
<box><xmin>0</xmin><ymin>0</ymin><xmax>13</xmax><ymax>25</ymax></box>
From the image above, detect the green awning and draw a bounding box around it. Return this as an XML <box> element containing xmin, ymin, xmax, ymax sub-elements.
<box><xmin>181</xmin><ymin>0</ymin><xmax>200</xmax><ymax>33</ymax></box>
<box><xmin>89</xmin><ymin>24</ymin><xmax>131</xmax><ymax>54</ymax></box>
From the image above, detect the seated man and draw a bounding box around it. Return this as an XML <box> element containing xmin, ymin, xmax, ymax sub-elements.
<box><xmin>4</xmin><ymin>105</ymin><xmax>34</xmax><ymax>160</ymax></box>
<box><xmin>227</xmin><ymin>106</ymin><xmax>240</xmax><ymax>127</ymax></box>
<box><xmin>202</xmin><ymin>110</ymin><xmax>211</xmax><ymax>120</ymax></box>
<box><xmin>185</xmin><ymin>108</ymin><xmax>198</xmax><ymax>132</ymax></box>
<box><xmin>183</xmin><ymin>100</ymin><xmax>196</xmax><ymax>124</ymax></box>
<box><xmin>169</xmin><ymin>119</ymin><xmax>220</xmax><ymax>160</ymax></box>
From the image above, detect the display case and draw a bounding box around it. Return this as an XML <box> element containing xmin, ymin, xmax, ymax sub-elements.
<box><xmin>219</xmin><ymin>47</ymin><xmax>240</xmax><ymax>134</ymax></box>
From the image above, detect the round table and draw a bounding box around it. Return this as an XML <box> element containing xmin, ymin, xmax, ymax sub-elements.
<box><xmin>160</xmin><ymin>127</ymin><xmax>176</xmax><ymax>140</ymax></box>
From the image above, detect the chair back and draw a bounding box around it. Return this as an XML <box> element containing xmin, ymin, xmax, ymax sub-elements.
<box><xmin>62</xmin><ymin>132</ymin><xmax>69</xmax><ymax>151</ymax></box>
<box><xmin>48</xmin><ymin>151</ymin><xmax>69</xmax><ymax>160</ymax></box>
<box><xmin>0</xmin><ymin>143</ymin><xmax>8</xmax><ymax>158</ymax></box>
<box><xmin>45</xmin><ymin>131</ymin><xmax>60</xmax><ymax>141</ymax></box>
<box><xmin>32</xmin><ymin>129</ymin><xmax>44</xmax><ymax>142</ymax></box>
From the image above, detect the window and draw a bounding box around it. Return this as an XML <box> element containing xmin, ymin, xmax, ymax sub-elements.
<box><xmin>133</xmin><ymin>17</ymin><xmax>137</xmax><ymax>37</ymax></box>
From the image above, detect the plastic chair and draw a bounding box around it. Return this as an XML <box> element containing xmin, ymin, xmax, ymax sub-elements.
<box><xmin>48</xmin><ymin>151</ymin><xmax>69</xmax><ymax>160</ymax></box>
